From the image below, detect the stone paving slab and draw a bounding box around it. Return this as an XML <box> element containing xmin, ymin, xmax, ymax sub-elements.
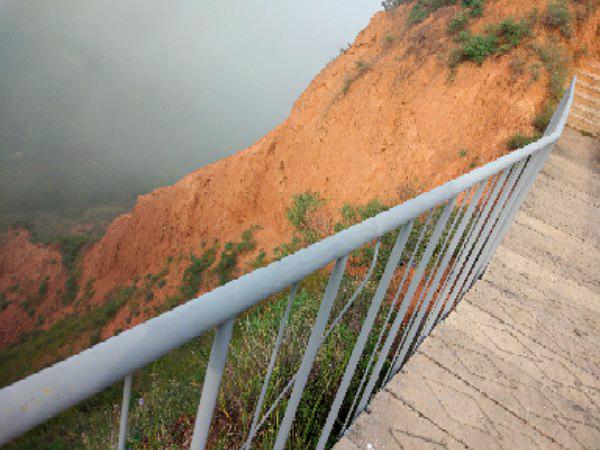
<box><xmin>335</xmin><ymin>130</ymin><xmax>600</xmax><ymax>450</ymax></box>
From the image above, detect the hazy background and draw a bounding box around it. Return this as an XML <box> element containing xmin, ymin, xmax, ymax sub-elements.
<box><xmin>0</xmin><ymin>0</ymin><xmax>380</xmax><ymax>232</ymax></box>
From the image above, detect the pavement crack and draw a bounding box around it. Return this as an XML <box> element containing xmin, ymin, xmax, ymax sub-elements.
<box><xmin>421</xmin><ymin>352</ymin><xmax>566</xmax><ymax>449</ymax></box>
<box><xmin>383</xmin><ymin>387</ymin><xmax>471</xmax><ymax>449</ymax></box>
<box><xmin>390</xmin><ymin>428</ymin><xmax>449</xmax><ymax>449</ymax></box>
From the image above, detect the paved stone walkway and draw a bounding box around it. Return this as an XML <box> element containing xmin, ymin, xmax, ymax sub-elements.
<box><xmin>335</xmin><ymin>128</ymin><xmax>600</xmax><ymax>450</ymax></box>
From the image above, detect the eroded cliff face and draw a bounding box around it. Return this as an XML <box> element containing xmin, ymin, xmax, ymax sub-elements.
<box><xmin>1</xmin><ymin>0</ymin><xmax>598</xmax><ymax>347</ymax></box>
<box><xmin>0</xmin><ymin>230</ymin><xmax>66</xmax><ymax>345</ymax></box>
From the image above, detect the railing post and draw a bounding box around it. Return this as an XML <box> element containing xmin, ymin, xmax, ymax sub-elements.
<box><xmin>273</xmin><ymin>255</ymin><xmax>348</xmax><ymax>450</ymax></box>
<box><xmin>117</xmin><ymin>374</ymin><xmax>132</xmax><ymax>450</ymax></box>
<box><xmin>439</xmin><ymin>169</ymin><xmax>509</xmax><ymax>317</ymax></box>
<box><xmin>243</xmin><ymin>284</ymin><xmax>298</xmax><ymax>450</ymax></box>
<box><xmin>190</xmin><ymin>317</ymin><xmax>235</xmax><ymax>450</ymax></box>
<box><xmin>476</xmin><ymin>142</ymin><xmax>556</xmax><ymax>277</ymax></box>
<box><xmin>412</xmin><ymin>182</ymin><xmax>486</xmax><ymax>353</ymax></box>
<box><xmin>316</xmin><ymin>222</ymin><xmax>413</xmax><ymax>450</ymax></box>
<box><xmin>353</xmin><ymin>198</ymin><xmax>457</xmax><ymax>419</ymax></box>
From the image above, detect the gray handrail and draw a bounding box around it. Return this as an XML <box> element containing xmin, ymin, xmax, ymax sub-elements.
<box><xmin>0</xmin><ymin>78</ymin><xmax>575</xmax><ymax>446</ymax></box>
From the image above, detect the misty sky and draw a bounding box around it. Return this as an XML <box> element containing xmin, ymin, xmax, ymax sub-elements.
<box><xmin>0</xmin><ymin>0</ymin><xmax>380</xmax><ymax>216</ymax></box>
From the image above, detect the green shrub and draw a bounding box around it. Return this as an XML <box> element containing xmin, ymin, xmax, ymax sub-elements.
<box><xmin>340</xmin><ymin>60</ymin><xmax>372</xmax><ymax>96</ymax></box>
<box><xmin>408</xmin><ymin>0</ymin><xmax>458</xmax><ymax>25</ymax></box>
<box><xmin>408</xmin><ymin>3</ymin><xmax>429</xmax><ymax>24</ymax></box>
<box><xmin>507</xmin><ymin>133</ymin><xmax>539</xmax><ymax>150</ymax></box>
<box><xmin>533</xmin><ymin>43</ymin><xmax>569</xmax><ymax>101</ymax></box>
<box><xmin>251</xmin><ymin>250</ymin><xmax>267</xmax><ymax>269</ymax></box>
<box><xmin>462</xmin><ymin>0</ymin><xmax>485</xmax><ymax>17</ymax></box>
<box><xmin>355</xmin><ymin>60</ymin><xmax>370</xmax><ymax>73</ymax></box>
<box><xmin>341</xmin><ymin>77</ymin><xmax>352</xmax><ymax>96</ymax></box>
<box><xmin>180</xmin><ymin>245</ymin><xmax>217</xmax><ymax>298</ymax></box>
<box><xmin>61</xmin><ymin>269</ymin><xmax>81</xmax><ymax>305</ymax></box>
<box><xmin>544</xmin><ymin>0</ymin><xmax>573</xmax><ymax>37</ymax></box>
<box><xmin>55</xmin><ymin>235</ymin><xmax>90</xmax><ymax>306</ymax></box>
<box><xmin>57</xmin><ymin>235</ymin><xmax>89</xmax><ymax>271</ymax></box>
<box><xmin>286</xmin><ymin>192</ymin><xmax>324</xmax><ymax>242</ymax></box>
<box><xmin>458</xmin><ymin>31</ymin><xmax>498</xmax><ymax>65</ymax></box>
<box><xmin>450</xmin><ymin>16</ymin><xmax>530</xmax><ymax>68</ymax></box>
<box><xmin>215</xmin><ymin>227</ymin><xmax>259</xmax><ymax>285</ymax></box>
<box><xmin>534</xmin><ymin>102</ymin><xmax>555</xmax><ymax>133</ymax></box>
<box><xmin>0</xmin><ymin>293</ymin><xmax>9</xmax><ymax>312</ymax></box>
<box><xmin>493</xmin><ymin>18</ymin><xmax>530</xmax><ymax>51</ymax></box>
<box><xmin>89</xmin><ymin>330</ymin><xmax>101</xmax><ymax>346</ymax></box>
<box><xmin>448</xmin><ymin>11</ymin><xmax>469</xmax><ymax>34</ymax></box>
<box><xmin>37</xmin><ymin>276</ymin><xmax>49</xmax><ymax>300</ymax></box>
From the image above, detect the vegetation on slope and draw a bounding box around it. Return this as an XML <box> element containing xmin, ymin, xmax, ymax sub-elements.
<box><xmin>5</xmin><ymin>190</ymin><xmax>468</xmax><ymax>449</ymax></box>
<box><xmin>2</xmin><ymin>0</ymin><xmax>598</xmax><ymax>446</ymax></box>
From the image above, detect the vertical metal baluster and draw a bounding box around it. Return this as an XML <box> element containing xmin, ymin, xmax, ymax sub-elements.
<box><xmin>273</xmin><ymin>255</ymin><xmax>349</xmax><ymax>450</ymax></box>
<box><xmin>473</xmin><ymin>159</ymin><xmax>529</xmax><ymax>279</ymax></box>
<box><xmin>460</xmin><ymin>161</ymin><xmax>525</xmax><ymax>294</ymax></box>
<box><xmin>324</xmin><ymin>241</ymin><xmax>382</xmax><ymax>337</ymax></box>
<box><xmin>437</xmin><ymin>174</ymin><xmax>502</xmax><ymax>321</ymax></box>
<box><xmin>389</xmin><ymin>196</ymin><xmax>468</xmax><ymax>361</ymax></box>
<box><xmin>401</xmin><ymin>187</ymin><xmax>489</xmax><ymax>366</ymax></box>
<box><xmin>390</xmin><ymin>197</ymin><xmax>477</xmax><ymax>374</ymax></box>
<box><xmin>478</xmin><ymin>159</ymin><xmax>533</xmax><ymax>267</ymax></box>
<box><xmin>383</xmin><ymin>197</ymin><xmax>464</xmax><ymax>383</ymax></box>
<box><xmin>118</xmin><ymin>374</ymin><xmax>132</xmax><ymax>450</ymax></box>
<box><xmin>353</xmin><ymin>198</ymin><xmax>457</xmax><ymax>419</ymax></box>
<box><xmin>243</xmin><ymin>284</ymin><xmax>298</xmax><ymax>450</ymax></box>
<box><xmin>190</xmin><ymin>317</ymin><xmax>235</xmax><ymax>450</ymax></box>
<box><xmin>441</xmin><ymin>169</ymin><xmax>510</xmax><ymax>315</ymax></box>
<box><xmin>478</xmin><ymin>143</ymin><xmax>555</xmax><ymax>276</ymax></box>
<box><xmin>377</xmin><ymin>212</ymin><xmax>447</xmax><ymax>387</ymax></box>
<box><xmin>316</xmin><ymin>222</ymin><xmax>413</xmax><ymax>450</ymax></box>
<box><xmin>418</xmin><ymin>182</ymin><xmax>486</xmax><ymax>342</ymax></box>
<box><xmin>341</xmin><ymin>215</ymin><xmax>432</xmax><ymax>434</ymax></box>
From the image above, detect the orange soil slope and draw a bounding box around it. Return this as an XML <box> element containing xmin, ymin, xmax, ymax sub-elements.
<box><xmin>1</xmin><ymin>0</ymin><xmax>598</xmax><ymax>347</ymax></box>
<box><xmin>0</xmin><ymin>230</ymin><xmax>66</xmax><ymax>345</ymax></box>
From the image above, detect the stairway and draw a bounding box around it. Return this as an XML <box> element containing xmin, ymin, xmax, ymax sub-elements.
<box><xmin>335</xmin><ymin>128</ymin><xmax>600</xmax><ymax>449</ymax></box>
<box><xmin>569</xmin><ymin>62</ymin><xmax>600</xmax><ymax>137</ymax></box>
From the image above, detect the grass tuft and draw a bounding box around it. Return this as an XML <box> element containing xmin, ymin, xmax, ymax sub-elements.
<box><xmin>544</xmin><ymin>0</ymin><xmax>573</xmax><ymax>37</ymax></box>
<box><xmin>507</xmin><ymin>133</ymin><xmax>540</xmax><ymax>150</ymax></box>
<box><xmin>180</xmin><ymin>245</ymin><xmax>217</xmax><ymax>298</ymax></box>
<box><xmin>215</xmin><ymin>226</ymin><xmax>260</xmax><ymax>285</ymax></box>
<box><xmin>448</xmin><ymin>11</ymin><xmax>469</xmax><ymax>34</ymax></box>
<box><xmin>407</xmin><ymin>0</ymin><xmax>459</xmax><ymax>25</ymax></box>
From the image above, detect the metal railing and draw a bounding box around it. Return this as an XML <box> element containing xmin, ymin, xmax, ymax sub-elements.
<box><xmin>0</xmin><ymin>79</ymin><xmax>575</xmax><ymax>448</ymax></box>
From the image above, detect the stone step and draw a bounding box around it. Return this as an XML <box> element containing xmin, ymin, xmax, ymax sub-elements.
<box><xmin>336</xmin><ymin>124</ymin><xmax>600</xmax><ymax>450</ymax></box>
<box><xmin>576</xmin><ymin>69</ymin><xmax>600</xmax><ymax>85</ymax></box>
<box><xmin>568</xmin><ymin>112</ymin><xmax>600</xmax><ymax>136</ymax></box>
<box><xmin>551</xmin><ymin>128</ymin><xmax>600</xmax><ymax>173</ymax></box>
<box><xmin>484</xmin><ymin>250</ymin><xmax>600</xmax><ymax>343</ymax></box>
<box><xmin>500</xmin><ymin>214</ymin><xmax>600</xmax><ymax>293</ymax></box>
<box><xmin>459</xmin><ymin>279</ymin><xmax>600</xmax><ymax>379</ymax></box>
<box><xmin>588</xmin><ymin>61</ymin><xmax>600</xmax><ymax>73</ymax></box>
<box><xmin>568</xmin><ymin>120</ymin><xmax>599</xmax><ymax>138</ymax></box>
<box><xmin>574</xmin><ymin>90</ymin><xmax>600</xmax><ymax>109</ymax></box>
<box><xmin>573</xmin><ymin>102</ymin><xmax>600</xmax><ymax>118</ymax></box>
<box><xmin>535</xmin><ymin>167</ymin><xmax>600</xmax><ymax>211</ymax></box>
<box><xmin>522</xmin><ymin>176</ymin><xmax>600</xmax><ymax>250</ymax></box>
<box><xmin>545</xmin><ymin>151</ymin><xmax>600</xmax><ymax>195</ymax></box>
<box><xmin>577</xmin><ymin>79</ymin><xmax>600</xmax><ymax>96</ymax></box>
<box><xmin>572</xmin><ymin>103</ymin><xmax>600</xmax><ymax>121</ymax></box>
